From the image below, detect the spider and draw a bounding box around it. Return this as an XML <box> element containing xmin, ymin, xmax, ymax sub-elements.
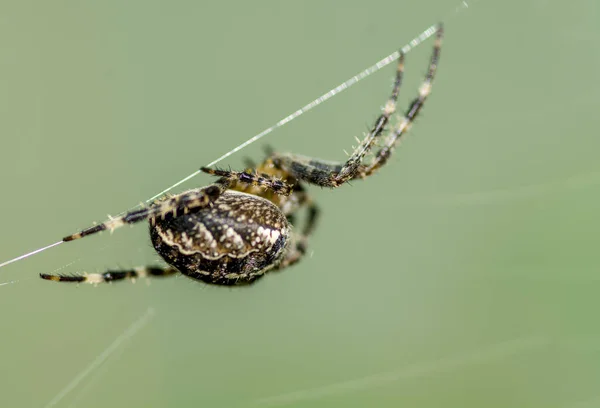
<box><xmin>40</xmin><ymin>25</ymin><xmax>443</xmax><ymax>286</ymax></box>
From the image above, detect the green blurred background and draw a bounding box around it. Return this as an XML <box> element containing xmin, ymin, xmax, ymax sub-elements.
<box><xmin>1</xmin><ymin>0</ymin><xmax>599</xmax><ymax>407</ymax></box>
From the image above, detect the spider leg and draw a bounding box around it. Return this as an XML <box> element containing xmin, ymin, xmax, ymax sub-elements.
<box><xmin>277</xmin><ymin>203</ymin><xmax>319</xmax><ymax>269</ymax></box>
<box><xmin>272</xmin><ymin>24</ymin><xmax>443</xmax><ymax>188</ymax></box>
<box><xmin>40</xmin><ymin>266</ymin><xmax>178</xmax><ymax>284</ymax></box>
<box><xmin>276</xmin><ymin>189</ymin><xmax>320</xmax><ymax>270</ymax></box>
<box><xmin>270</xmin><ymin>47</ymin><xmax>406</xmax><ymax>188</ymax></box>
<box><xmin>62</xmin><ymin>184</ymin><xmax>226</xmax><ymax>242</ymax></box>
<box><xmin>359</xmin><ymin>24</ymin><xmax>443</xmax><ymax>177</ymax></box>
<box><xmin>201</xmin><ymin>167</ymin><xmax>293</xmax><ymax>196</ymax></box>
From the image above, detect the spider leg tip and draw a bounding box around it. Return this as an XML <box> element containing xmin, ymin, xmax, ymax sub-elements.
<box><xmin>62</xmin><ymin>233</ymin><xmax>80</xmax><ymax>242</ymax></box>
<box><xmin>39</xmin><ymin>273</ymin><xmax>64</xmax><ymax>282</ymax></box>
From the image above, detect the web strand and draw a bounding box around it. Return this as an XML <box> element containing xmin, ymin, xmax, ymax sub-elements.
<box><xmin>0</xmin><ymin>240</ymin><xmax>63</xmax><ymax>269</ymax></box>
<box><xmin>42</xmin><ymin>308</ymin><xmax>155</xmax><ymax>408</ymax></box>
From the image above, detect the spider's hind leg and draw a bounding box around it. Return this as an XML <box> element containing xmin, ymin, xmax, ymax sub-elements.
<box><xmin>277</xmin><ymin>203</ymin><xmax>319</xmax><ymax>270</ymax></box>
<box><xmin>62</xmin><ymin>184</ymin><xmax>226</xmax><ymax>242</ymax></box>
<box><xmin>40</xmin><ymin>266</ymin><xmax>178</xmax><ymax>284</ymax></box>
<box><xmin>276</xmin><ymin>189</ymin><xmax>320</xmax><ymax>270</ymax></box>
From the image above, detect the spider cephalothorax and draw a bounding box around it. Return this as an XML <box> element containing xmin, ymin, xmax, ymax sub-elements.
<box><xmin>40</xmin><ymin>25</ymin><xmax>443</xmax><ymax>286</ymax></box>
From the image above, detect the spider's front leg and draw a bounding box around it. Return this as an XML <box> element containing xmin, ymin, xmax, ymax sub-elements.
<box><xmin>272</xmin><ymin>24</ymin><xmax>443</xmax><ymax>188</ymax></box>
<box><xmin>362</xmin><ymin>24</ymin><xmax>443</xmax><ymax>177</ymax></box>
<box><xmin>269</xmin><ymin>49</ymin><xmax>406</xmax><ymax>188</ymax></box>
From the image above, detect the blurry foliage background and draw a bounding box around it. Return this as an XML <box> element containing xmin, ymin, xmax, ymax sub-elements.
<box><xmin>0</xmin><ymin>0</ymin><xmax>599</xmax><ymax>407</ymax></box>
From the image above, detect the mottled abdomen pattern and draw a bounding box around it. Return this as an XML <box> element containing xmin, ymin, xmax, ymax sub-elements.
<box><xmin>150</xmin><ymin>190</ymin><xmax>290</xmax><ymax>285</ymax></box>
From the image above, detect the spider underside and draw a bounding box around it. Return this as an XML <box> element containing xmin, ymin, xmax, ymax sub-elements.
<box><xmin>40</xmin><ymin>25</ymin><xmax>443</xmax><ymax>286</ymax></box>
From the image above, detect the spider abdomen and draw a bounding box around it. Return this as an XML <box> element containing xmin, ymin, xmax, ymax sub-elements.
<box><xmin>149</xmin><ymin>190</ymin><xmax>290</xmax><ymax>285</ymax></box>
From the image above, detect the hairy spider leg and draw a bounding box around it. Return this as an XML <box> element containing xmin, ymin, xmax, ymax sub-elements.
<box><xmin>270</xmin><ymin>24</ymin><xmax>443</xmax><ymax>188</ymax></box>
<box><xmin>40</xmin><ymin>266</ymin><xmax>178</xmax><ymax>284</ymax></box>
<box><xmin>200</xmin><ymin>167</ymin><xmax>294</xmax><ymax>196</ymax></box>
<box><xmin>360</xmin><ymin>23</ymin><xmax>443</xmax><ymax>177</ymax></box>
<box><xmin>269</xmin><ymin>48</ymin><xmax>407</xmax><ymax>188</ymax></box>
<box><xmin>61</xmin><ymin>165</ymin><xmax>297</xmax><ymax>243</ymax></box>
<box><xmin>61</xmin><ymin>185</ymin><xmax>227</xmax><ymax>242</ymax></box>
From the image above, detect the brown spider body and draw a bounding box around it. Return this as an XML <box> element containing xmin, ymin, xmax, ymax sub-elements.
<box><xmin>39</xmin><ymin>25</ymin><xmax>443</xmax><ymax>286</ymax></box>
<box><xmin>150</xmin><ymin>190</ymin><xmax>290</xmax><ymax>285</ymax></box>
